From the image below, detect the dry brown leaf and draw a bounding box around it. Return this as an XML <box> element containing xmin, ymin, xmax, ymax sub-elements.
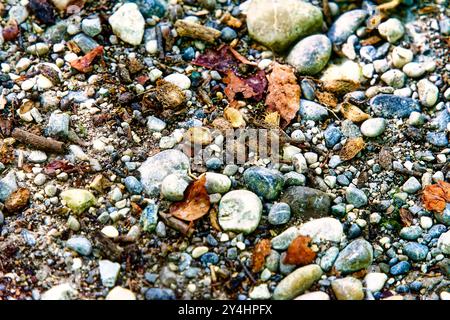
<box><xmin>209</xmin><ymin>207</ymin><xmax>221</xmax><ymax>231</ymax></box>
<box><xmin>283</xmin><ymin>235</ymin><xmax>316</xmax><ymax>266</ymax></box>
<box><xmin>340</xmin><ymin>101</ymin><xmax>370</xmax><ymax>123</ymax></box>
<box><xmin>265</xmin><ymin>63</ymin><xmax>301</xmax><ymax>127</ymax></box>
<box><xmin>223</xmin><ymin>70</ymin><xmax>267</xmax><ymax>102</ymax></box>
<box><xmin>316</xmin><ymin>91</ymin><xmax>338</xmax><ymax>108</ymax></box>
<box><xmin>5</xmin><ymin>188</ymin><xmax>30</xmax><ymax>213</ymax></box>
<box><xmin>170</xmin><ymin>175</ymin><xmax>211</xmax><ymax>222</ymax></box>
<box><xmin>322</xmin><ymin>79</ymin><xmax>360</xmax><ymax>96</ymax></box>
<box><xmin>0</xmin><ymin>143</ymin><xmax>14</xmax><ymax>164</ymax></box>
<box><xmin>264</xmin><ymin>111</ymin><xmax>280</xmax><ymax>127</ymax></box>
<box><xmin>422</xmin><ymin>180</ymin><xmax>450</xmax><ymax>213</ymax></box>
<box><xmin>399</xmin><ymin>208</ymin><xmax>413</xmax><ymax>227</ymax></box>
<box><xmin>251</xmin><ymin>239</ymin><xmax>271</xmax><ymax>273</ymax></box>
<box><xmin>340</xmin><ymin>137</ymin><xmax>365</xmax><ymax>161</ymax></box>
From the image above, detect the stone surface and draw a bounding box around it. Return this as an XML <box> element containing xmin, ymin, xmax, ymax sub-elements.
<box><xmin>327</xmin><ymin>9</ymin><xmax>368</xmax><ymax>45</ymax></box>
<box><xmin>60</xmin><ymin>189</ymin><xmax>96</xmax><ymax>214</ymax></box>
<box><xmin>298</xmin><ymin>218</ymin><xmax>343</xmax><ymax>243</ymax></box>
<box><xmin>273</xmin><ymin>264</ymin><xmax>323</xmax><ymax>300</ymax></box>
<box><xmin>246</xmin><ymin>0</ymin><xmax>323</xmax><ymax>52</ymax></box>
<box><xmin>286</xmin><ymin>35</ymin><xmax>331</xmax><ymax>75</ymax></box>
<box><xmin>281</xmin><ymin>186</ymin><xmax>331</xmax><ymax>219</ymax></box>
<box><xmin>331</xmin><ymin>277</ymin><xmax>364</xmax><ymax>300</ymax></box>
<box><xmin>360</xmin><ymin>118</ymin><xmax>387</xmax><ymax>137</ymax></box>
<box><xmin>109</xmin><ymin>3</ymin><xmax>145</xmax><ymax>45</ymax></box>
<box><xmin>334</xmin><ymin>239</ymin><xmax>373</xmax><ymax>274</ymax></box>
<box><xmin>243</xmin><ymin>166</ymin><xmax>284</xmax><ymax>200</ymax></box>
<box><xmin>370</xmin><ymin>94</ymin><xmax>421</xmax><ymax>119</ymax></box>
<box><xmin>218</xmin><ymin>190</ymin><xmax>262</xmax><ymax>234</ymax></box>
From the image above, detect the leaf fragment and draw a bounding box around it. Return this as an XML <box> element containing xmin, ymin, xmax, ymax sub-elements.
<box><xmin>265</xmin><ymin>63</ymin><xmax>300</xmax><ymax>127</ymax></box>
<box><xmin>251</xmin><ymin>239</ymin><xmax>271</xmax><ymax>273</ymax></box>
<box><xmin>223</xmin><ymin>70</ymin><xmax>267</xmax><ymax>103</ymax></box>
<box><xmin>422</xmin><ymin>180</ymin><xmax>450</xmax><ymax>213</ymax></box>
<box><xmin>70</xmin><ymin>46</ymin><xmax>104</xmax><ymax>73</ymax></box>
<box><xmin>283</xmin><ymin>235</ymin><xmax>316</xmax><ymax>266</ymax></box>
<box><xmin>170</xmin><ymin>175</ymin><xmax>211</xmax><ymax>222</ymax></box>
<box><xmin>322</xmin><ymin>79</ymin><xmax>360</xmax><ymax>96</ymax></box>
<box><xmin>340</xmin><ymin>101</ymin><xmax>370</xmax><ymax>123</ymax></box>
<box><xmin>340</xmin><ymin>137</ymin><xmax>365</xmax><ymax>161</ymax></box>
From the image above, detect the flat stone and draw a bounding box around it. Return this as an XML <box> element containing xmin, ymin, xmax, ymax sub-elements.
<box><xmin>298</xmin><ymin>218</ymin><xmax>343</xmax><ymax>243</ymax></box>
<box><xmin>281</xmin><ymin>186</ymin><xmax>331</xmax><ymax>219</ymax></box>
<box><xmin>286</xmin><ymin>35</ymin><xmax>331</xmax><ymax>75</ymax></box>
<box><xmin>370</xmin><ymin>94</ymin><xmax>421</xmax><ymax>118</ymax></box>
<box><xmin>334</xmin><ymin>239</ymin><xmax>373</xmax><ymax>274</ymax></box>
<box><xmin>99</xmin><ymin>260</ymin><xmax>121</xmax><ymax>287</ymax></box>
<box><xmin>243</xmin><ymin>166</ymin><xmax>284</xmax><ymax>200</ymax></box>
<box><xmin>331</xmin><ymin>277</ymin><xmax>364</xmax><ymax>300</ymax></box>
<box><xmin>327</xmin><ymin>9</ymin><xmax>368</xmax><ymax>45</ymax></box>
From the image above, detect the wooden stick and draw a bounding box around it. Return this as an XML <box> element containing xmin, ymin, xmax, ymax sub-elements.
<box><xmin>12</xmin><ymin>128</ymin><xmax>65</xmax><ymax>154</ymax></box>
<box><xmin>159</xmin><ymin>212</ymin><xmax>194</xmax><ymax>237</ymax></box>
<box><xmin>175</xmin><ymin>20</ymin><xmax>221</xmax><ymax>43</ymax></box>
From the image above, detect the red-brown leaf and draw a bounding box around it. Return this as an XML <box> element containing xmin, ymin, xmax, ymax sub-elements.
<box><xmin>422</xmin><ymin>181</ymin><xmax>450</xmax><ymax>213</ymax></box>
<box><xmin>44</xmin><ymin>159</ymin><xmax>76</xmax><ymax>175</ymax></box>
<box><xmin>283</xmin><ymin>235</ymin><xmax>316</xmax><ymax>266</ymax></box>
<box><xmin>70</xmin><ymin>46</ymin><xmax>104</xmax><ymax>73</ymax></box>
<box><xmin>223</xmin><ymin>70</ymin><xmax>267</xmax><ymax>102</ymax></box>
<box><xmin>251</xmin><ymin>239</ymin><xmax>272</xmax><ymax>273</ymax></box>
<box><xmin>265</xmin><ymin>63</ymin><xmax>301</xmax><ymax>127</ymax></box>
<box><xmin>2</xmin><ymin>19</ymin><xmax>19</xmax><ymax>42</ymax></box>
<box><xmin>170</xmin><ymin>174</ymin><xmax>211</xmax><ymax>222</ymax></box>
<box><xmin>192</xmin><ymin>45</ymin><xmax>256</xmax><ymax>73</ymax></box>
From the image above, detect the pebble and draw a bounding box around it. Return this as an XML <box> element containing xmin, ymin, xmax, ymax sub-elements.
<box><xmin>334</xmin><ymin>239</ymin><xmax>373</xmax><ymax>274</ymax></box>
<box><xmin>346</xmin><ymin>187</ymin><xmax>367</xmax><ymax>208</ymax></box>
<box><xmin>299</xmin><ymin>100</ymin><xmax>329</xmax><ymax>121</ymax></box>
<box><xmin>243</xmin><ymin>166</ymin><xmax>284</xmax><ymax>200</ymax></box>
<box><xmin>106</xmin><ymin>287</ymin><xmax>136</xmax><ymax>300</ymax></box>
<box><xmin>271</xmin><ymin>226</ymin><xmax>299</xmax><ymax>250</ymax></box>
<box><xmin>268</xmin><ymin>202</ymin><xmax>291</xmax><ymax>225</ymax></box>
<box><xmin>370</xmin><ymin>94</ymin><xmax>421</xmax><ymax>118</ymax></box>
<box><xmin>246</xmin><ymin>0</ymin><xmax>323</xmax><ymax>51</ymax></box>
<box><xmin>331</xmin><ymin>277</ymin><xmax>364</xmax><ymax>300</ymax></box>
<box><xmin>281</xmin><ymin>186</ymin><xmax>331</xmax><ymax>219</ymax></box>
<box><xmin>60</xmin><ymin>189</ymin><xmax>96</xmax><ymax>214</ymax></box>
<box><xmin>249</xmin><ymin>284</ymin><xmax>271</xmax><ymax>300</ymax></box>
<box><xmin>41</xmin><ymin>284</ymin><xmax>77</xmax><ymax>300</ymax></box>
<box><xmin>205</xmin><ymin>172</ymin><xmax>231</xmax><ymax>194</ymax></box>
<box><xmin>295</xmin><ymin>291</ymin><xmax>330</xmax><ymax>300</ymax></box>
<box><xmin>378</xmin><ymin>18</ymin><xmax>405</xmax><ymax>43</ymax></box>
<box><xmin>402</xmin><ymin>177</ymin><xmax>422</xmax><ymax>193</ymax></box>
<box><xmin>286</xmin><ymin>35</ymin><xmax>331</xmax><ymax>75</ymax></box>
<box><xmin>364</xmin><ymin>272</ymin><xmax>388</xmax><ymax>292</ymax></box>
<box><xmin>403</xmin><ymin>62</ymin><xmax>426</xmax><ymax>78</ymax></box>
<box><xmin>123</xmin><ymin>176</ymin><xmax>143</xmax><ymax>194</ymax></box>
<box><xmin>320</xmin><ymin>247</ymin><xmax>339</xmax><ymax>271</ymax></box>
<box><xmin>81</xmin><ymin>17</ymin><xmax>102</xmax><ymax>37</ymax></box>
<box><xmin>417</xmin><ymin>79</ymin><xmax>439</xmax><ymax>107</ymax></box>
<box><xmin>161</xmin><ymin>174</ymin><xmax>190</xmax><ymax>201</ymax></box>
<box><xmin>140</xmin><ymin>201</ymin><xmax>158</xmax><ymax>232</ymax></box>
<box><xmin>145</xmin><ymin>288</ymin><xmax>175</xmax><ymax>300</ymax></box>
<box><xmin>108</xmin><ymin>3</ymin><xmax>145</xmax><ymax>45</ymax></box>
<box><xmin>66</xmin><ymin>236</ymin><xmax>92</xmax><ymax>256</ymax></box>
<box><xmin>298</xmin><ymin>217</ymin><xmax>343</xmax><ymax>243</ymax></box>
<box><xmin>218</xmin><ymin>190</ymin><xmax>262</xmax><ymax>234</ymax></box>
<box><xmin>400</xmin><ymin>226</ymin><xmax>422</xmax><ymax>240</ymax></box>
<box><xmin>381</xmin><ymin>70</ymin><xmax>406</xmax><ymax>88</ymax></box>
<box><xmin>437</xmin><ymin>231</ymin><xmax>450</xmax><ymax>255</ymax></box>
<box><xmin>164</xmin><ymin>73</ymin><xmax>191</xmax><ymax>90</ymax></box>
<box><xmin>402</xmin><ymin>242</ymin><xmax>429</xmax><ymax>261</ymax></box>
<box><xmin>192</xmin><ymin>246</ymin><xmax>209</xmax><ymax>259</ymax></box>
<box><xmin>272</xmin><ymin>264</ymin><xmax>323</xmax><ymax>300</ymax></box>
<box><xmin>99</xmin><ymin>260</ymin><xmax>121</xmax><ymax>287</ymax></box>
<box><xmin>327</xmin><ymin>9</ymin><xmax>368</xmax><ymax>45</ymax></box>
<box><xmin>392</xmin><ymin>47</ymin><xmax>414</xmax><ymax>68</ymax></box>
<box><xmin>390</xmin><ymin>261</ymin><xmax>411</xmax><ymax>275</ymax></box>
<box><xmin>360</xmin><ymin>118</ymin><xmax>387</xmax><ymax>137</ymax></box>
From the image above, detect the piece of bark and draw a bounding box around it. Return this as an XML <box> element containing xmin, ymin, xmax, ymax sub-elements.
<box><xmin>175</xmin><ymin>20</ymin><xmax>221</xmax><ymax>43</ymax></box>
<box><xmin>160</xmin><ymin>212</ymin><xmax>194</xmax><ymax>236</ymax></box>
<box><xmin>12</xmin><ymin>128</ymin><xmax>65</xmax><ymax>154</ymax></box>
<box><xmin>93</xmin><ymin>231</ymin><xmax>123</xmax><ymax>261</ymax></box>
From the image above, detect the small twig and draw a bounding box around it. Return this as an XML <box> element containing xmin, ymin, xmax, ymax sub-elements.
<box><xmin>239</xmin><ymin>259</ymin><xmax>257</xmax><ymax>284</ymax></box>
<box><xmin>174</xmin><ymin>20</ymin><xmax>221</xmax><ymax>43</ymax></box>
<box><xmin>159</xmin><ymin>212</ymin><xmax>194</xmax><ymax>236</ymax></box>
<box><xmin>12</xmin><ymin>128</ymin><xmax>66</xmax><ymax>154</ymax></box>
<box><xmin>156</xmin><ymin>24</ymin><xmax>165</xmax><ymax>60</ymax></box>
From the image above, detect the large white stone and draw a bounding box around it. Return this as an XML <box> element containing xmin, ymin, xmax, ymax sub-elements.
<box><xmin>109</xmin><ymin>3</ymin><xmax>145</xmax><ymax>45</ymax></box>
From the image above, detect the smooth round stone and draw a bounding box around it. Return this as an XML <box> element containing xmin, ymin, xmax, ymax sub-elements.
<box><xmin>41</xmin><ymin>284</ymin><xmax>78</xmax><ymax>300</ymax></box>
<box><xmin>265</xmin><ymin>250</ymin><xmax>280</xmax><ymax>272</ymax></box>
<box><xmin>390</xmin><ymin>261</ymin><xmax>411</xmax><ymax>275</ymax></box>
<box><xmin>72</xmin><ymin>34</ymin><xmax>99</xmax><ymax>54</ymax></box>
<box><xmin>66</xmin><ymin>236</ymin><xmax>92</xmax><ymax>256</ymax></box>
<box><xmin>273</xmin><ymin>264</ymin><xmax>323</xmax><ymax>300</ymax></box>
<box><xmin>205</xmin><ymin>172</ymin><xmax>231</xmax><ymax>194</ymax></box>
<box><xmin>437</xmin><ymin>231</ymin><xmax>450</xmax><ymax>255</ymax></box>
<box><xmin>334</xmin><ymin>239</ymin><xmax>373</xmax><ymax>274</ymax></box>
<box><xmin>246</xmin><ymin>0</ymin><xmax>323</xmax><ymax>52</ymax></box>
<box><xmin>106</xmin><ymin>286</ymin><xmax>136</xmax><ymax>300</ymax></box>
<box><xmin>402</xmin><ymin>242</ymin><xmax>429</xmax><ymax>261</ymax></box>
<box><xmin>364</xmin><ymin>272</ymin><xmax>388</xmax><ymax>292</ymax></box>
<box><xmin>320</xmin><ymin>246</ymin><xmax>339</xmax><ymax>272</ymax></box>
<box><xmin>295</xmin><ymin>291</ymin><xmax>330</xmax><ymax>300</ymax></box>
<box><xmin>346</xmin><ymin>187</ymin><xmax>367</xmax><ymax>208</ymax></box>
<box><xmin>220</xmin><ymin>27</ymin><xmax>237</xmax><ymax>42</ymax></box>
<box><xmin>417</xmin><ymin>79</ymin><xmax>439</xmax><ymax>107</ymax></box>
<box><xmin>123</xmin><ymin>176</ymin><xmax>143</xmax><ymax>195</ymax></box>
<box><xmin>381</xmin><ymin>69</ymin><xmax>406</xmax><ymax>88</ymax></box>
<box><xmin>331</xmin><ymin>277</ymin><xmax>364</xmax><ymax>300</ymax></box>
<box><xmin>145</xmin><ymin>288</ymin><xmax>175</xmax><ymax>300</ymax></box>
<box><xmin>218</xmin><ymin>190</ymin><xmax>262</xmax><ymax>234</ymax></box>
<box><xmin>268</xmin><ymin>202</ymin><xmax>291</xmax><ymax>225</ymax></box>
<box><xmin>279</xmin><ymin>252</ymin><xmax>296</xmax><ymax>275</ymax></box>
<box><xmin>281</xmin><ymin>186</ymin><xmax>331</xmax><ymax>219</ymax></box>
<box><xmin>101</xmin><ymin>226</ymin><xmax>119</xmax><ymax>238</ymax></box>
<box><xmin>400</xmin><ymin>226</ymin><xmax>422</xmax><ymax>240</ymax></box>
<box><xmin>108</xmin><ymin>3</ymin><xmax>145</xmax><ymax>45</ymax></box>
<box><xmin>392</xmin><ymin>47</ymin><xmax>414</xmax><ymax>68</ymax></box>
<box><xmin>327</xmin><ymin>9</ymin><xmax>368</xmax><ymax>45</ymax></box>
<box><xmin>138</xmin><ymin>150</ymin><xmax>190</xmax><ymax>197</ymax></box>
<box><xmin>360</xmin><ymin>118</ymin><xmax>387</xmax><ymax>137</ymax></box>
<box><xmin>81</xmin><ymin>17</ymin><xmax>102</xmax><ymax>37</ymax></box>
<box><xmin>243</xmin><ymin>166</ymin><xmax>284</xmax><ymax>200</ymax></box>
<box><xmin>140</xmin><ymin>201</ymin><xmax>159</xmax><ymax>232</ymax></box>
<box><xmin>402</xmin><ymin>177</ymin><xmax>422</xmax><ymax>193</ymax></box>
<box><xmin>283</xmin><ymin>172</ymin><xmax>306</xmax><ymax>187</ymax></box>
<box><xmin>164</xmin><ymin>73</ymin><xmax>191</xmax><ymax>90</ymax></box>
<box><xmin>67</xmin><ymin>216</ymin><xmax>80</xmax><ymax>231</ymax></box>
<box><xmin>426</xmin><ymin>132</ymin><xmax>449</xmax><ymax>147</ymax></box>
<box><xmin>286</xmin><ymin>35</ymin><xmax>331</xmax><ymax>75</ymax></box>
<box><xmin>249</xmin><ymin>284</ymin><xmax>271</xmax><ymax>300</ymax></box>
<box><xmin>378</xmin><ymin>18</ymin><xmax>405</xmax><ymax>43</ymax></box>
<box><xmin>200</xmin><ymin>252</ymin><xmax>219</xmax><ymax>265</ymax></box>
<box><xmin>299</xmin><ymin>100</ymin><xmax>329</xmax><ymax>121</ymax></box>
<box><xmin>147</xmin><ymin>115</ymin><xmax>166</xmax><ymax>132</ymax></box>
<box><xmin>161</xmin><ymin>174</ymin><xmax>190</xmax><ymax>201</ymax></box>
<box><xmin>9</xmin><ymin>5</ymin><xmax>29</xmax><ymax>24</ymax></box>
<box><xmin>403</xmin><ymin>62</ymin><xmax>425</xmax><ymax>78</ymax></box>
<box><xmin>60</xmin><ymin>189</ymin><xmax>96</xmax><ymax>214</ymax></box>
<box><xmin>99</xmin><ymin>260</ymin><xmax>121</xmax><ymax>287</ymax></box>
<box><xmin>324</xmin><ymin>125</ymin><xmax>342</xmax><ymax>148</ymax></box>
<box><xmin>298</xmin><ymin>218</ymin><xmax>343</xmax><ymax>243</ymax></box>
<box><xmin>271</xmin><ymin>226</ymin><xmax>299</xmax><ymax>250</ymax></box>
<box><xmin>129</xmin><ymin>0</ymin><xmax>167</xmax><ymax>18</ymax></box>
<box><xmin>192</xmin><ymin>246</ymin><xmax>209</xmax><ymax>258</ymax></box>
